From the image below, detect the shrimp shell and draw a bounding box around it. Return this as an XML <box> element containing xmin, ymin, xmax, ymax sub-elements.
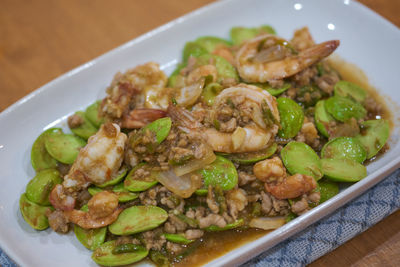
<box><xmin>265</xmin><ymin>173</ymin><xmax>317</xmax><ymax>199</ymax></box>
<box><xmin>63</xmin><ymin>123</ymin><xmax>127</xmax><ymax>190</ymax></box>
<box><xmin>204</xmin><ymin>125</ymin><xmax>272</xmax><ymax>153</ymax></box>
<box><xmin>236</xmin><ymin>34</ymin><xmax>339</xmax><ymax>83</ymax></box>
<box><xmin>64</xmin><ymin>208</ymin><xmax>122</xmax><ymax>229</ymax></box>
<box><xmin>49</xmin><ymin>184</ymin><xmax>75</xmax><ymax>211</ymax></box>
<box><xmin>121</xmin><ymin>108</ymin><xmax>166</xmax><ymax>129</ymax></box>
<box><xmin>212</xmin><ymin>84</ymin><xmax>280</xmax><ymax>130</ymax></box>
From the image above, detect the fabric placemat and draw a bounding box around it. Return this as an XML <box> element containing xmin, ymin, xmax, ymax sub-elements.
<box><xmin>1</xmin><ymin>169</ymin><xmax>399</xmax><ymax>267</ymax></box>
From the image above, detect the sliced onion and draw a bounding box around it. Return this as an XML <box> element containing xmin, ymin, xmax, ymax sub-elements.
<box><xmin>253</xmin><ymin>45</ymin><xmax>287</xmax><ymax>63</ymax></box>
<box><xmin>232</xmin><ymin>127</ymin><xmax>246</xmax><ymax>150</ymax></box>
<box><xmin>173</xmin><ymin>144</ymin><xmax>216</xmax><ymax>177</ymax></box>
<box><xmin>157</xmin><ymin>170</ymin><xmax>202</xmax><ymax>198</ymax></box>
<box><xmin>175</xmin><ymin>79</ymin><xmax>204</xmax><ymax>107</ymax></box>
<box><xmin>249</xmin><ymin>216</ymin><xmax>286</xmax><ymax>230</ymax></box>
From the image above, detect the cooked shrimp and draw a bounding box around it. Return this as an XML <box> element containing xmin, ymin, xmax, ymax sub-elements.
<box><xmin>174</xmin><ymin>79</ymin><xmax>205</xmax><ymax>107</ymax></box>
<box><xmin>253</xmin><ymin>156</ymin><xmax>286</xmax><ymax>182</ymax></box>
<box><xmin>265</xmin><ymin>173</ymin><xmax>317</xmax><ymax>200</ymax></box>
<box><xmin>49</xmin><ymin>184</ymin><xmax>75</xmax><ymax>211</ymax></box>
<box><xmin>64</xmin><ymin>191</ymin><xmax>122</xmax><ymax>229</ymax></box>
<box><xmin>121</xmin><ymin>108</ymin><xmax>166</xmax><ymax>129</ymax></box>
<box><xmin>254</xmin><ymin>157</ymin><xmax>316</xmax><ymax>199</ymax></box>
<box><xmin>143</xmin><ymin>86</ymin><xmax>173</xmax><ymax>110</ymax></box>
<box><xmin>63</xmin><ymin>123</ymin><xmax>127</xmax><ymax>191</ymax></box>
<box><xmin>168</xmin><ymin>84</ymin><xmax>280</xmax><ymax>153</ymax></box>
<box><xmin>207</xmin><ymin>84</ymin><xmax>279</xmax><ymax>153</ymax></box>
<box><xmin>236</xmin><ymin>34</ymin><xmax>339</xmax><ymax>82</ymax></box>
<box><xmin>212</xmin><ymin>84</ymin><xmax>279</xmax><ymax>130</ymax></box>
<box><xmin>101</xmin><ymin>62</ymin><xmax>167</xmax><ymax>119</ymax></box>
<box><xmin>186</xmin><ymin>65</ymin><xmax>218</xmax><ymax>85</ymax></box>
<box><xmin>204</xmin><ymin>125</ymin><xmax>272</xmax><ymax>153</ymax></box>
<box><xmin>212</xmin><ymin>47</ymin><xmax>235</xmax><ymax>66</ymax></box>
<box><xmin>173</xmin><ymin>65</ymin><xmax>217</xmax><ymax>107</ymax></box>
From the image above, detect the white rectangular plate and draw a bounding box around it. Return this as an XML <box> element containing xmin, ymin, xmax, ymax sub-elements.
<box><xmin>1</xmin><ymin>0</ymin><xmax>400</xmax><ymax>266</ymax></box>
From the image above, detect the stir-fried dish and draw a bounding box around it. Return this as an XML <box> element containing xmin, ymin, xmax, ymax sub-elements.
<box><xmin>19</xmin><ymin>25</ymin><xmax>390</xmax><ymax>266</ymax></box>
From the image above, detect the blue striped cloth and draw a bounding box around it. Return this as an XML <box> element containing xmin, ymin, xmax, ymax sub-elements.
<box><xmin>2</xmin><ymin>169</ymin><xmax>399</xmax><ymax>267</ymax></box>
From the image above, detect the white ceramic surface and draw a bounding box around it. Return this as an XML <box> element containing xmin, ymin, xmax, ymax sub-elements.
<box><xmin>1</xmin><ymin>0</ymin><xmax>400</xmax><ymax>266</ymax></box>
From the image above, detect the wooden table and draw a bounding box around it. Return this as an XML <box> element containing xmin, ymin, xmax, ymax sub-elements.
<box><xmin>1</xmin><ymin>0</ymin><xmax>399</xmax><ymax>266</ymax></box>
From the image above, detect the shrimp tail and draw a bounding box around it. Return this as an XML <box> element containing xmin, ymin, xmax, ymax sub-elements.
<box><xmin>299</xmin><ymin>40</ymin><xmax>340</xmax><ymax>66</ymax></box>
<box><xmin>265</xmin><ymin>173</ymin><xmax>317</xmax><ymax>199</ymax></box>
<box><xmin>64</xmin><ymin>208</ymin><xmax>122</xmax><ymax>229</ymax></box>
<box><xmin>167</xmin><ymin>104</ymin><xmax>202</xmax><ymax>130</ymax></box>
<box><xmin>121</xmin><ymin>108</ymin><xmax>167</xmax><ymax>129</ymax></box>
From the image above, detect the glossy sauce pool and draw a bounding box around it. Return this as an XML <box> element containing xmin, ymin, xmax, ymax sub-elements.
<box><xmin>328</xmin><ymin>55</ymin><xmax>393</xmax><ymax>125</ymax></box>
<box><xmin>171</xmin><ymin>55</ymin><xmax>393</xmax><ymax>267</ymax></box>
<box><xmin>174</xmin><ymin>228</ymin><xmax>269</xmax><ymax>266</ymax></box>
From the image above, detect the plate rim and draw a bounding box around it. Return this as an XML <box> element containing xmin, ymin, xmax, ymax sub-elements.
<box><xmin>1</xmin><ymin>0</ymin><xmax>400</xmax><ymax>266</ymax></box>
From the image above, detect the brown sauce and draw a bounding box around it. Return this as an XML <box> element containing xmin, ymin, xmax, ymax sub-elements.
<box><xmin>174</xmin><ymin>228</ymin><xmax>269</xmax><ymax>266</ymax></box>
<box><xmin>328</xmin><ymin>55</ymin><xmax>393</xmax><ymax>127</ymax></box>
<box><xmin>328</xmin><ymin>55</ymin><xmax>395</xmax><ymax>164</ymax></box>
<box><xmin>168</xmin><ymin>56</ymin><xmax>396</xmax><ymax>267</ymax></box>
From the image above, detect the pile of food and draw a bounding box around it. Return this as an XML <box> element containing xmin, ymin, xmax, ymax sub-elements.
<box><xmin>19</xmin><ymin>25</ymin><xmax>390</xmax><ymax>266</ymax></box>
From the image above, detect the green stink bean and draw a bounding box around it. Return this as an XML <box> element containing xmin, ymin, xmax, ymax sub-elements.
<box><xmin>281</xmin><ymin>141</ymin><xmax>323</xmax><ymax>180</ymax></box>
<box><xmin>69</xmin><ymin>111</ymin><xmax>98</xmax><ymax>140</ymax></box>
<box><xmin>92</xmin><ymin>240</ymin><xmax>148</xmax><ymax>266</ymax></box>
<box><xmin>182</xmin><ymin>42</ymin><xmax>209</xmax><ymax>62</ymax></box>
<box><xmin>314</xmin><ymin>100</ymin><xmax>334</xmax><ymax>138</ymax></box>
<box><xmin>87</xmin><ymin>186</ymin><xmax>103</xmax><ymax>196</ymax></box>
<box><xmin>334</xmin><ymin>80</ymin><xmax>367</xmax><ymax>103</ymax></box>
<box><xmin>74</xmin><ymin>205</ymin><xmax>107</xmax><ymax>250</ymax></box>
<box><xmin>317</xmin><ymin>180</ymin><xmax>339</xmax><ymax>203</ymax></box>
<box><xmin>321</xmin><ymin>158</ymin><xmax>367</xmax><ymax>182</ymax></box>
<box><xmin>143</xmin><ymin>117</ymin><xmax>172</xmax><ymax>144</ymax></box>
<box><xmin>202</xmin><ymin>82</ymin><xmax>223</xmax><ymax>106</ymax></box>
<box><xmin>355</xmin><ymin>119</ymin><xmax>389</xmax><ymax>159</ymax></box>
<box><xmin>225</xmin><ymin>143</ymin><xmax>277</xmax><ymax>165</ymax></box>
<box><xmin>112</xmin><ymin>183</ymin><xmax>139</xmax><ymax>202</ymax></box>
<box><xmin>321</xmin><ymin>137</ymin><xmax>367</xmax><ymax>163</ymax></box>
<box><xmin>44</xmin><ymin>130</ymin><xmax>86</xmax><ymax>164</ymax></box>
<box><xmin>195</xmin><ymin>54</ymin><xmax>239</xmax><ymax>84</ymax></box>
<box><xmin>109</xmin><ymin>206</ymin><xmax>168</xmax><ymax>235</ymax></box>
<box><xmin>277</xmin><ymin>97</ymin><xmax>304</xmax><ymax>139</ymax></box>
<box><xmin>168</xmin><ymin>63</ymin><xmax>186</xmax><ymax>88</ymax></box>
<box><xmin>96</xmin><ymin>167</ymin><xmax>128</xmax><ymax>188</ymax></box>
<box><xmin>324</xmin><ymin>96</ymin><xmax>366</xmax><ymax>122</ymax></box>
<box><xmin>194</xmin><ymin>36</ymin><xmax>231</xmax><ymax>53</ymax></box>
<box><xmin>230</xmin><ymin>25</ymin><xmax>276</xmax><ymax>45</ymax></box>
<box><xmin>19</xmin><ymin>193</ymin><xmax>53</xmax><ymax>230</ymax></box>
<box><xmin>163</xmin><ymin>233</ymin><xmax>194</xmax><ymax>245</ymax></box>
<box><xmin>130</xmin><ymin>117</ymin><xmax>172</xmax><ymax>152</ymax></box>
<box><xmin>31</xmin><ymin>128</ymin><xmax>62</xmax><ymax>171</ymax></box>
<box><xmin>85</xmin><ymin>100</ymin><xmax>104</xmax><ymax>127</ymax></box>
<box><xmin>26</xmin><ymin>169</ymin><xmax>62</xmax><ymax>206</ymax></box>
<box><xmin>124</xmin><ymin>163</ymin><xmax>159</xmax><ymax>192</ymax></box>
<box><xmin>199</xmin><ymin>156</ymin><xmax>238</xmax><ymax>191</ymax></box>
<box><xmin>88</xmin><ymin>183</ymin><xmax>138</xmax><ymax>203</ymax></box>
<box><xmin>112</xmin><ymin>244</ymin><xmax>146</xmax><ymax>254</ymax></box>
<box><xmin>252</xmin><ymin>83</ymin><xmax>291</xmax><ymax>96</ymax></box>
